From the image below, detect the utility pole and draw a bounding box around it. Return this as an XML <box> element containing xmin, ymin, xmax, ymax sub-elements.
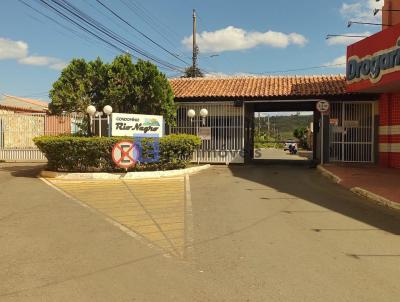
<box><xmin>192</xmin><ymin>9</ymin><xmax>198</xmax><ymax>77</ymax></box>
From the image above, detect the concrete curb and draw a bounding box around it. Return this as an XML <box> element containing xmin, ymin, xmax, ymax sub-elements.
<box><xmin>316</xmin><ymin>165</ymin><xmax>342</xmax><ymax>184</ymax></box>
<box><xmin>317</xmin><ymin>165</ymin><xmax>400</xmax><ymax>212</ymax></box>
<box><xmin>40</xmin><ymin>164</ymin><xmax>211</xmax><ymax>180</ymax></box>
<box><xmin>350</xmin><ymin>187</ymin><xmax>400</xmax><ymax>211</ymax></box>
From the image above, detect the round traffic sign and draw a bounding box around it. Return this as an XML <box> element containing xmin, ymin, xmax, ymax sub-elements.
<box><xmin>316</xmin><ymin>100</ymin><xmax>330</xmax><ymax>113</ymax></box>
<box><xmin>112</xmin><ymin>140</ymin><xmax>139</xmax><ymax>169</ymax></box>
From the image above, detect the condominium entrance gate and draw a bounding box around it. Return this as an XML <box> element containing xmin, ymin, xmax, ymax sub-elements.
<box><xmin>0</xmin><ymin>113</ymin><xmax>81</xmax><ymax>161</ymax></box>
<box><xmin>329</xmin><ymin>102</ymin><xmax>375</xmax><ymax>163</ymax></box>
<box><xmin>170</xmin><ymin>102</ymin><xmax>245</xmax><ymax>163</ymax></box>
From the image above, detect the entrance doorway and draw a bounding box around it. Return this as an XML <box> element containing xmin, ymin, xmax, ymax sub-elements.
<box><xmin>253</xmin><ymin>111</ymin><xmax>314</xmax><ymax>162</ymax></box>
<box><xmin>244</xmin><ymin>100</ymin><xmax>377</xmax><ymax>164</ymax></box>
<box><xmin>244</xmin><ymin>100</ymin><xmax>319</xmax><ymax>164</ymax></box>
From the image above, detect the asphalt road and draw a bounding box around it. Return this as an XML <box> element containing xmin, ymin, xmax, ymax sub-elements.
<box><xmin>255</xmin><ymin>148</ymin><xmax>311</xmax><ymax>160</ymax></box>
<box><xmin>1</xmin><ymin>163</ymin><xmax>400</xmax><ymax>301</ymax></box>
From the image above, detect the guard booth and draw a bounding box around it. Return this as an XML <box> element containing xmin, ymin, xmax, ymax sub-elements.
<box><xmin>169</xmin><ymin>76</ymin><xmax>378</xmax><ymax>164</ymax></box>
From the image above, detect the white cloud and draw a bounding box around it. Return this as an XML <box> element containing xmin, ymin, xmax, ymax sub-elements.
<box><xmin>0</xmin><ymin>38</ymin><xmax>28</xmax><ymax>60</ymax></box>
<box><xmin>325</xmin><ymin>55</ymin><xmax>347</xmax><ymax>67</ymax></box>
<box><xmin>18</xmin><ymin>55</ymin><xmax>67</xmax><ymax>70</ymax></box>
<box><xmin>340</xmin><ymin>0</ymin><xmax>382</xmax><ymax>22</ymax></box>
<box><xmin>0</xmin><ymin>37</ymin><xmax>66</xmax><ymax>70</ymax></box>
<box><xmin>326</xmin><ymin>31</ymin><xmax>371</xmax><ymax>45</ymax></box>
<box><xmin>49</xmin><ymin>62</ymin><xmax>67</xmax><ymax>71</ymax></box>
<box><xmin>182</xmin><ymin>26</ymin><xmax>308</xmax><ymax>53</ymax></box>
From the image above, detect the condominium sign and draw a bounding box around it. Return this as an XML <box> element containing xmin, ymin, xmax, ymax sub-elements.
<box><xmin>111</xmin><ymin>113</ymin><xmax>164</xmax><ymax>137</ymax></box>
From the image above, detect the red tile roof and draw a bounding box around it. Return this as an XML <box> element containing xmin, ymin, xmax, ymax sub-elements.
<box><xmin>0</xmin><ymin>104</ymin><xmax>47</xmax><ymax>113</ymax></box>
<box><xmin>170</xmin><ymin>75</ymin><xmax>347</xmax><ymax>99</ymax></box>
<box><xmin>2</xmin><ymin>94</ymin><xmax>49</xmax><ymax>109</ymax></box>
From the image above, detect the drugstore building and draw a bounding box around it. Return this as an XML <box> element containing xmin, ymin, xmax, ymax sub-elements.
<box><xmin>346</xmin><ymin>0</ymin><xmax>400</xmax><ymax>168</ymax></box>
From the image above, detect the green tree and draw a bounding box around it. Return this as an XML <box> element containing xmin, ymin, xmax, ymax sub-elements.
<box><xmin>293</xmin><ymin>127</ymin><xmax>309</xmax><ymax>149</ymax></box>
<box><xmin>88</xmin><ymin>57</ymin><xmax>110</xmax><ymax>109</ymax></box>
<box><xmin>134</xmin><ymin>59</ymin><xmax>176</xmax><ymax>125</ymax></box>
<box><xmin>49</xmin><ymin>58</ymin><xmax>92</xmax><ymax>114</ymax></box>
<box><xmin>49</xmin><ymin>54</ymin><xmax>176</xmax><ymax>125</ymax></box>
<box><xmin>107</xmin><ymin>55</ymin><xmax>176</xmax><ymax>125</ymax></box>
<box><xmin>49</xmin><ymin>57</ymin><xmax>109</xmax><ymax>114</ymax></box>
<box><xmin>182</xmin><ymin>66</ymin><xmax>204</xmax><ymax>78</ymax></box>
<box><xmin>106</xmin><ymin>54</ymin><xmax>137</xmax><ymax>113</ymax></box>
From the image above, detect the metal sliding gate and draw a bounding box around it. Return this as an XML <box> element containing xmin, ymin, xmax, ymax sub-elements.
<box><xmin>0</xmin><ymin>113</ymin><xmax>82</xmax><ymax>161</ymax></box>
<box><xmin>329</xmin><ymin>102</ymin><xmax>375</xmax><ymax>163</ymax></box>
<box><xmin>170</xmin><ymin>102</ymin><xmax>245</xmax><ymax>163</ymax></box>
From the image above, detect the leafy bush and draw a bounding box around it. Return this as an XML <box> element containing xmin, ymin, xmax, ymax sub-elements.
<box><xmin>33</xmin><ymin>134</ymin><xmax>201</xmax><ymax>172</ymax></box>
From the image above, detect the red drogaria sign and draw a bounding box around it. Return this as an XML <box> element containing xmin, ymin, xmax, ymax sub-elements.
<box><xmin>347</xmin><ymin>37</ymin><xmax>400</xmax><ymax>84</ymax></box>
<box><xmin>346</xmin><ymin>22</ymin><xmax>400</xmax><ymax>92</ymax></box>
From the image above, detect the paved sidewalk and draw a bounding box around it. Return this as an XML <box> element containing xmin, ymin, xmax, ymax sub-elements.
<box><xmin>321</xmin><ymin>164</ymin><xmax>400</xmax><ymax>204</ymax></box>
<box><xmin>46</xmin><ymin>177</ymin><xmax>189</xmax><ymax>258</ymax></box>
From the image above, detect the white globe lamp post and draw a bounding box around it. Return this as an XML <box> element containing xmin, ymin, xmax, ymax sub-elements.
<box><xmin>86</xmin><ymin>105</ymin><xmax>113</xmax><ymax>137</ymax></box>
<box><xmin>86</xmin><ymin>105</ymin><xmax>96</xmax><ymax>136</ymax></box>
<box><xmin>103</xmin><ymin>105</ymin><xmax>113</xmax><ymax>137</ymax></box>
<box><xmin>200</xmin><ymin>108</ymin><xmax>208</xmax><ymax>126</ymax></box>
<box><xmin>103</xmin><ymin>105</ymin><xmax>113</xmax><ymax>115</ymax></box>
<box><xmin>86</xmin><ymin>105</ymin><xmax>96</xmax><ymax>117</ymax></box>
<box><xmin>187</xmin><ymin>109</ymin><xmax>196</xmax><ymax>120</ymax></box>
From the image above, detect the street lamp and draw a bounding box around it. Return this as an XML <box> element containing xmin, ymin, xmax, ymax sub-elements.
<box><xmin>187</xmin><ymin>109</ymin><xmax>196</xmax><ymax>123</ymax></box>
<box><xmin>103</xmin><ymin>105</ymin><xmax>113</xmax><ymax>136</ymax></box>
<box><xmin>187</xmin><ymin>108</ymin><xmax>208</xmax><ymax>164</ymax></box>
<box><xmin>86</xmin><ymin>105</ymin><xmax>113</xmax><ymax>137</ymax></box>
<box><xmin>187</xmin><ymin>108</ymin><xmax>208</xmax><ymax>125</ymax></box>
<box><xmin>199</xmin><ymin>108</ymin><xmax>208</xmax><ymax>126</ymax></box>
<box><xmin>86</xmin><ymin>105</ymin><xmax>96</xmax><ymax>116</ymax></box>
<box><xmin>86</xmin><ymin>105</ymin><xmax>96</xmax><ymax>136</ymax></box>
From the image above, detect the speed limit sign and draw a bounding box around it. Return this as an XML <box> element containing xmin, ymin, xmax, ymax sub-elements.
<box><xmin>316</xmin><ymin>100</ymin><xmax>330</xmax><ymax>114</ymax></box>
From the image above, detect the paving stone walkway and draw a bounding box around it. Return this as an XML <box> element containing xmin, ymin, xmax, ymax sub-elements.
<box><xmin>321</xmin><ymin>164</ymin><xmax>400</xmax><ymax>204</ymax></box>
<box><xmin>46</xmin><ymin>177</ymin><xmax>189</xmax><ymax>258</ymax></box>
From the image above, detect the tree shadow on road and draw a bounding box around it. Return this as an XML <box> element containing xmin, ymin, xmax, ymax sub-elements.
<box><xmin>228</xmin><ymin>164</ymin><xmax>400</xmax><ymax>235</ymax></box>
<box><xmin>0</xmin><ymin>163</ymin><xmax>45</xmax><ymax>178</ymax></box>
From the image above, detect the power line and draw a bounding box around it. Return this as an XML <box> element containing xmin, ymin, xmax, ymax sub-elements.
<box><xmin>58</xmin><ymin>0</ymin><xmax>185</xmax><ymax>71</ymax></box>
<box><xmin>118</xmin><ymin>0</ymin><xmax>188</xmax><ymax>58</ymax></box>
<box><xmin>84</xmin><ymin>0</ymin><xmax>161</xmax><ymax>55</ymax></box>
<box><xmin>37</xmin><ymin>0</ymin><xmax>129</xmax><ymax>56</ymax></box>
<box><xmin>18</xmin><ymin>0</ymin><xmax>117</xmax><ymax>55</ymax></box>
<box><xmin>95</xmin><ymin>0</ymin><xmax>189</xmax><ymax>65</ymax></box>
<box><xmin>50</xmin><ymin>0</ymin><xmax>176</xmax><ymax>69</ymax></box>
<box><xmin>196</xmin><ymin>62</ymin><xmax>346</xmax><ymax>78</ymax></box>
<box><xmin>248</xmin><ymin>63</ymin><xmax>346</xmax><ymax>75</ymax></box>
<box><xmin>37</xmin><ymin>0</ymin><xmax>184</xmax><ymax>72</ymax></box>
<box><xmin>122</xmin><ymin>0</ymin><xmax>183</xmax><ymax>43</ymax></box>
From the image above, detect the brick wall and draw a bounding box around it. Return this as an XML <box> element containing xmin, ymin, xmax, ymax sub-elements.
<box><xmin>379</xmin><ymin>93</ymin><xmax>400</xmax><ymax>168</ymax></box>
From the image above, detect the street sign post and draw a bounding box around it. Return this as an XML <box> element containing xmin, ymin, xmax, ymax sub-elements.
<box><xmin>111</xmin><ymin>140</ymin><xmax>139</xmax><ymax>169</ymax></box>
<box><xmin>316</xmin><ymin>100</ymin><xmax>330</xmax><ymax>165</ymax></box>
<box><xmin>316</xmin><ymin>100</ymin><xmax>330</xmax><ymax>114</ymax></box>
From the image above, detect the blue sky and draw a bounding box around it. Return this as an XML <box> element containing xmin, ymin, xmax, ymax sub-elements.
<box><xmin>0</xmin><ymin>0</ymin><xmax>382</xmax><ymax>101</ymax></box>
